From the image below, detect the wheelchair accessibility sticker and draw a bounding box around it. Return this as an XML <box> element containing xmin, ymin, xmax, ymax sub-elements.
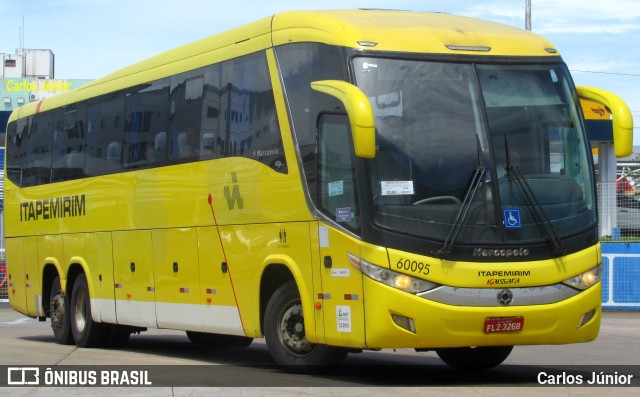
<box><xmin>504</xmin><ymin>209</ymin><xmax>522</xmax><ymax>228</ymax></box>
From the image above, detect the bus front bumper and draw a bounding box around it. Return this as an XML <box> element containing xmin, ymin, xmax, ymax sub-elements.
<box><xmin>362</xmin><ymin>277</ymin><xmax>601</xmax><ymax>349</ymax></box>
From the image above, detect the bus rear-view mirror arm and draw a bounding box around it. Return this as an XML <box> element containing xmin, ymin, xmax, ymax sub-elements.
<box><xmin>577</xmin><ymin>86</ymin><xmax>633</xmax><ymax>157</ymax></box>
<box><xmin>311</xmin><ymin>80</ymin><xmax>376</xmax><ymax>158</ymax></box>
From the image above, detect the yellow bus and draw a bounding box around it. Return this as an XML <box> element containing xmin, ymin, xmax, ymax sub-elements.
<box><xmin>4</xmin><ymin>10</ymin><xmax>633</xmax><ymax>370</ymax></box>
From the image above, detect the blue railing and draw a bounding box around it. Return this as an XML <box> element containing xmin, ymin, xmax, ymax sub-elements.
<box><xmin>601</xmin><ymin>242</ymin><xmax>640</xmax><ymax>310</ymax></box>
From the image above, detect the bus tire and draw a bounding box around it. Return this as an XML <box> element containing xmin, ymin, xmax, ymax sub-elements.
<box><xmin>435</xmin><ymin>345</ymin><xmax>513</xmax><ymax>371</ymax></box>
<box><xmin>186</xmin><ymin>331</ymin><xmax>253</xmax><ymax>348</ymax></box>
<box><xmin>69</xmin><ymin>273</ymin><xmax>107</xmax><ymax>347</ymax></box>
<box><xmin>264</xmin><ymin>280</ymin><xmax>347</xmax><ymax>371</ymax></box>
<box><xmin>49</xmin><ymin>276</ymin><xmax>74</xmax><ymax>345</ymax></box>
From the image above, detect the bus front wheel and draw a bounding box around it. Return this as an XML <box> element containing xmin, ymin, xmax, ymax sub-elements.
<box><xmin>264</xmin><ymin>280</ymin><xmax>347</xmax><ymax>370</ymax></box>
<box><xmin>69</xmin><ymin>273</ymin><xmax>107</xmax><ymax>347</ymax></box>
<box><xmin>435</xmin><ymin>345</ymin><xmax>513</xmax><ymax>370</ymax></box>
<box><xmin>49</xmin><ymin>276</ymin><xmax>74</xmax><ymax>345</ymax></box>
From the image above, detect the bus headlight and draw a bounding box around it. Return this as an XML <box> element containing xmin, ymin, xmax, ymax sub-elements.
<box><xmin>562</xmin><ymin>264</ymin><xmax>603</xmax><ymax>290</ymax></box>
<box><xmin>348</xmin><ymin>253</ymin><xmax>438</xmax><ymax>294</ymax></box>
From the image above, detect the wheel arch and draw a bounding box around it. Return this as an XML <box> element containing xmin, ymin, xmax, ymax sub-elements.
<box><xmin>41</xmin><ymin>260</ymin><xmax>62</xmax><ymax>317</ymax></box>
<box><xmin>259</xmin><ymin>255</ymin><xmax>314</xmax><ymax>336</ymax></box>
<box><xmin>65</xmin><ymin>257</ymin><xmax>99</xmax><ymax>322</ymax></box>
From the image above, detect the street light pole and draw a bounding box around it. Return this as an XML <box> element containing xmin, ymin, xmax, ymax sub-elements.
<box><xmin>525</xmin><ymin>0</ymin><xmax>532</xmax><ymax>31</ymax></box>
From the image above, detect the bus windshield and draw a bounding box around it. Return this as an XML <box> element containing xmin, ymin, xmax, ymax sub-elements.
<box><xmin>353</xmin><ymin>57</ymin><xmax>596</xmax><ymax>246</ymax></box>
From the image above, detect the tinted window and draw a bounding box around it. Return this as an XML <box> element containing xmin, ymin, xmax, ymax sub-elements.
<box><xmin>170</xmin><ymin>65</ymin><xmax>223</xmax><ymax>162</ymax></box>
<box><xmin>86</xmin><ymin>93</ymin><xmax>125</xmax><ymax>176</ymax></box>
<box><xmin>6</xmin><ymin>50</ymin><xmax>285</xmax><ymax>186</ymax></box>
<box><xmin>6</xmin><ymin>120</ymin><xmax>26</xmax><ymax>186</ymax></box>
<box><xmin>51</xmin><ymin>105</ymin><xmax>87</xmax><ymax>183</ymax></box>
<box><xmin>318</xmin><ymin>114</ymin><xmax>359</xmax><ymax>232</ymax></box>
<box><xmin>24</xmin><ymin>113</ymin><xmax>53</xmax><ymax>186</ymax></box>
<box><xmin>124</xmin><ymin>79</ymin><xmax>170</xmax><ymax>169</ymax></box>
<box><xmin>276</xmin><ymin>43</ymin><xmax>349</xmax><ymax>191</ymax></box>
<box><xmin>221</xmin><ymin>52</ymin><xmax>286</xmax><ymax>172</ymax></box>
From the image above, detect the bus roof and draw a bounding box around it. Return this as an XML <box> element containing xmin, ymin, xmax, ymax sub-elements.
<box><xmin>10</xmin><ymin>9</ymin><xmax>559</xmax><ymax>122</ymax></box>
<box><xmin>271</xmin><ymin>10</ymin><xmax>557</xmax><ymax>56</ymax></box>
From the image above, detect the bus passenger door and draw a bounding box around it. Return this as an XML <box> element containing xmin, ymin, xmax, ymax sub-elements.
<box><xmin>316</xmin><ymin>113</ymin><xmax>365</xmax><ymax>347</ymax></box>
<box><xmin>112</xmin><ymin>230</ymin><xmax>157</xmax><ymax>327</ymax></box>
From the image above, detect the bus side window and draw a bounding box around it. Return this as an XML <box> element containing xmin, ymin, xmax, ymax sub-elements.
<box><xmin>221</xmin><ymin>52</ymin><xmax>286</xmax><ymax>172</ymax></box>
<box><xmin>124</xmin><ymin>79</ymin><xmax>169</xmax><ymax>169</ymax></box>
<box><xmin>51</xmin><ymin>107</ymin><xmax>80</xmax><ymax>183</ymax></box>
<box><xmin>170</xmin><ymin>66</ymin><xmax>214</xmax><ymax>163</ymax></box>
<box><xmin>86</xmin><ymin>93</ymin><xmax>125</xmax><ymax>176</ymax></box>
<box><xmin>24</xmin><ymin>113</ymin><xmax>54</xmax><ymax>186</ymax></box>
<box><xmin>317</xmin><ymin>113</ymin><xmax>360</xmax><ymax>232</ymax></box>
<box><xmin>6</xmin><ymin>120</ymin><xmax>26</xmax><ymax>186</ymax></box>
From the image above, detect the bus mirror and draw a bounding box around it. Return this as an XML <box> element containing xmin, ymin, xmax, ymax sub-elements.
<box><xmin>311</xmin><ymin>80</ymin><xmax>376</xmax><ymax>158</ymax></box>
<box><xmin>577</xmin><ymin>86</ymin><xmax>633</xmax><ymax>157</ymax></box>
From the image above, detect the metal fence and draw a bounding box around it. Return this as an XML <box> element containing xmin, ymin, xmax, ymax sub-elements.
<box><xmin>598</xmin><ymin>181</ymin><xmax>640</xmax><ymax>240</ymax></box>
<box><xmin>0</xmin><ymin>247</ymin><xmax>6</xmax><ymax>302</ymax></box>
<box><xmin>601</xmin><ymin>244</ymin><xmax>640</xmax><ymax>310</ymax></box>
<box><xmin>0</xmin><ymin>211</ymin><xmax>6</xmax><ymax>301</ymax></box>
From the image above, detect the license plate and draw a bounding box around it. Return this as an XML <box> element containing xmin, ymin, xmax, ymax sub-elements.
<box><xmin>484</xmin><ymin>317</ymin><xmax>524</xmax><ymax>333</ymax></box>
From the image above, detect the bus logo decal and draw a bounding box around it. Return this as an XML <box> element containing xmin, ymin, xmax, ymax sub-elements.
<box><xmin>497</xmin><ymin>289</ymin><xmax>514</xmax><ymax>306</ymax></box>
<box><xmin>278</xmin><ymin>229</ymin><xmax>289</xmax><ymax>248</ymax></box>
<box><xmin>223</xmin><ymin>173</ymin><xmax>244</xmax><ymax>210</ymax></box>
<box><xmin>20</xmin><ymin>194</ymin><xmax>86</xmax><ymax>222</ymax></box>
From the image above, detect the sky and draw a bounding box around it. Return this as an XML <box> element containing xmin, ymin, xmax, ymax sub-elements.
<box><xmin>1</xmin><ymin>0</ymin><xmax>639</xmax><ymax>144</ymax></box>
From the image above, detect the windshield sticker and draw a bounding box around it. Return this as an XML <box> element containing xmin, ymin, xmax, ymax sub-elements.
<box><xmin>328</xmin><ymin>180</ymin><xmax>344</xmax><ymax>197</ymax></box>
<box><xmin>504</xmin><ymin>209</ymin><xmax>522</xmax><ymax>228</ymax></box>
<box><xmin>369</xmin><ymin>92</ymin><xmax>403</xmax><ymax>117</ymax></box>
<box><xmin>381</xmin><ymin>180</ymin><xmax>414</xmax><ymax>196</ymax></box>
<box><xmin>336</xmin><ymin>207</ymin><xmax>351</xmax><ymax>222</ymax></box>
<box><xmin>362</xmin><ymin>62</ymin><xmax>377</xmax><ymax>71</ymax></box>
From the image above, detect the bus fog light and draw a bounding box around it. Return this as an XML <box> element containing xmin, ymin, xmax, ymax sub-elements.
<box><xmin>392</xmin><ymin>314</ymin><xmax>416</xmax><ymax>333</ymax></box>
<box><xmin>578</xmin><ymin>308</ymin><xmax>596</xmax><ymax>328</ymax></box>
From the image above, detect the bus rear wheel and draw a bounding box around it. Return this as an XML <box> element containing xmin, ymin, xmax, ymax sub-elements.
<box><xmin>264</xmin><ymin>280</ymin><xmax>347</xmax><ymax>371</ymax></box>
<box><xmin>435</xmin><ymin>345</ymin><xmax>513</xmax><ymax>370</ymax></box>
<box><xmin>69</xmin><ymin>273</ymin><xmax>107</xmax><ymax>347</ymax></box>
<box><xmin>49</xmin><ymin>276</ymin><xmax>74</xmax><ymax>345</ymax></box>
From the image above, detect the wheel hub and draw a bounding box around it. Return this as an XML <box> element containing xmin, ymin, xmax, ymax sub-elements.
<box><xmin>279</xmin><ymin>303</ymin><xmax>313</xmax><ymax>355</ymax></box>
<box><xmin>73</xmin><ymin>289</ymin><xmax>87</xmax><ymax>332</ymax></box>
<box><xmin>50</xmin><ymin>295</ymin><xmax>65</xmax><ymax>329</ymax></box>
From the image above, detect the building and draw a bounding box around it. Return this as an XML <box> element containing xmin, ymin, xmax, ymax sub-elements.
<box><xmin>1</xmin><ymin>48</ymin><xmax>92</xmax><ymax>140</ymax></box>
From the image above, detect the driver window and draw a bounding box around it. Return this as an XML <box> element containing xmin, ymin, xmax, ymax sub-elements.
<box><xmin>317</xmin><ymin>114</ymin><xmax>360</xmax><ymax>232</ymax></box>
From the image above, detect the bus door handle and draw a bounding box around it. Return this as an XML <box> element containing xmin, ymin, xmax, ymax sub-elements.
<box><xmin>173</xmin><ymin>262</ymin><xmax>179</xmax><ymax>272</ymax></box>
<box><xmin>324</xmin><ymin>256</ymin><xmax>332</xmax><ymax>268</ymax></box>
<box><xmin>221</xmin><ymin>262</ymin><xmax>228</xmax><ymax>273</ymax></box>
<box><xmin>130</xmin><ymin>262</ymin><xmax>135</xmax><ymax>272</ymax></box>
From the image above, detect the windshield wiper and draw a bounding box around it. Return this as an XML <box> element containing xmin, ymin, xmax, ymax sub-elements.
<box><xmin>503</xmin><ymin>135</ymin><xmax>565</xmax><ymax>256</ymax></box>
<box><xmin>437</xmin><ymin>136</ymin><xmax>486</xmax><ymax>258</ymax></box>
